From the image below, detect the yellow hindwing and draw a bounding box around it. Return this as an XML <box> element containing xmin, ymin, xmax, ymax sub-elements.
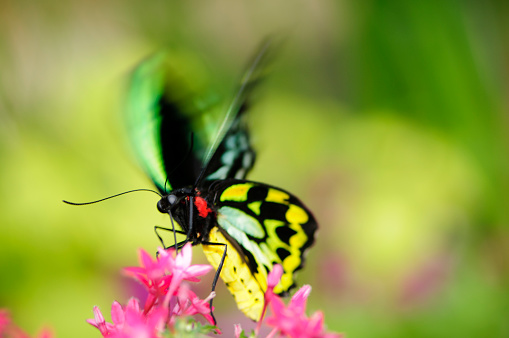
<box><xmin>202</xmin><ymin>227</ymin><xmax>266</xmax><ymax>321</ymax></box>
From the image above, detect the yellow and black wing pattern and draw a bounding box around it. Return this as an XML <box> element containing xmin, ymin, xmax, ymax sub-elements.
<box><xmin>203</xmin><ymin>179</ymin><xmax>317</xmax><ymax>320</ymax></box>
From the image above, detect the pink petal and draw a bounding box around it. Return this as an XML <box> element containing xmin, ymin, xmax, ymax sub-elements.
<box><xmin>183</xmin><ymin>264</ymin><xmax>213</xmax><ymax>278</ymax></box>
<box><xmin>146</xmin><ymin>307</ymin><xmax>168</xmax><ymax>333</ymax></box>
<box><xmin>156</xmin><ymin>248</ymin><xmax>175</xmax><ymax>272</ymax></box>
<box><xmin>124</xmin><ymin>307</ymin><xmax>144</xmax><ymax>328</ymax></box>
<box><xmin>157</xmin><ymin>247</ymin><xmax>174</xmax><ymax>261</ymax></box>
<box><xmin>261</xmin><ymin>264</ymin><xmax>284</xmax><ymax>325</ymax></box>
<box><xmin>268</xmin><ymin>295</ymin><xmax>286</xmax><ymax>318</ymax></box>
<box><xmin>307</xmin><ymin>311</ymin><xmax>325</xmax><ymax>334</ymax></box>
<box><xmin>289</xmin><ymin>285</ymin><xmax>311</xmax><ymax>315</ymax></box>
<box><xmin>123</xmin><ymin>267</ymin><xmax>151</xmax><ymax>287</ymax></box>
<box><xmin>111</xmin><ymin>301</ymin><xmax>125</xmax><ymax>327</ymax></box>
<box><xmin>267</xmin><ymin>264</ymin><xmax>283</xmax><ymax>288</ymax></box>
<box><xmin>123</xmin><ymin>266</ymin><xmax>146</xmax><ymax>275</ymax></box>
<box><xmin>93</xmin><ymin>306</ymin><xmax>105</xmax><ymax>324</ymax></box>
<box><xmin>234</xmin><ymin>324</ymin><xmax>243</xmax><ymax>338</ymax></box>
<box><xmin>87</xmin><ymin>306</ymin><xmax>110</xmax><ymax>336</ymax></box>
<box><xmin>139</xmin><ymin>249</ymin><xmax>155</xmax><ymax>268</ymax></box>
<box><xmin>143</xmin><ymin>294</ymin><xmax>158</xmax><ymax>313</ymax></box>
<box><xmin>126</xmin><ymin>298</ymin><xmax>141</xmax><ymax>312</ymax></box>
<box><xmin>176</xmin><ymin>243</ymin><xmax>192</xmax><ymax>270</ymax></box>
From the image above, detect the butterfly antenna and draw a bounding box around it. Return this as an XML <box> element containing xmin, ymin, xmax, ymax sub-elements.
<box><xmin>62</xmin><ymin>189</ymin><xmax>161</xmax><ymax>206</ymax></box>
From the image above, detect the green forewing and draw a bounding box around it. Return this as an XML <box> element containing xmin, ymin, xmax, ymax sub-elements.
<box><xmin>126</xmin><ymin>43</ymin><xmax>272</xmax><ymax>193</ymax></box>
<box><xmin>125</xmin><ymin>50</ymin><xmax>222</xmax><ymax>192</ymax></box>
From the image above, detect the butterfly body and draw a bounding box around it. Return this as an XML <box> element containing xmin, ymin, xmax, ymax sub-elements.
<box><xmin>156</xmin><ymin>178</ymin><xmax>316</xmax><ymax>320</ymax></box>
<box><xmin>127</xmin><ymin>41</ymin><xmax>317</xmax><ymax>321</ymax></box>
<box><xmin>156</xmin><ymin>187</ymin><xmax>214</xmax><ymax>242</ymax></box>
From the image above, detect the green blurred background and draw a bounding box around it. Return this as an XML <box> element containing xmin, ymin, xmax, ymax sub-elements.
<box><xmin>1</xmin><ymin>0</ymin><xmax>509</xmax><ymax>337</ymax></box>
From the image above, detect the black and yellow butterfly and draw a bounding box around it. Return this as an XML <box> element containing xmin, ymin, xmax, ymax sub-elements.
<box><xmin>125</xmin><ymin>41</ymin><xmax>317</xmax><ymax>321</ymax></box>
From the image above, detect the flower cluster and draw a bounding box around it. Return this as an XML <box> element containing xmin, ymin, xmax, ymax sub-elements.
<box><xmin>237</xmin><ymin>264</ymin><xmax>343</xmax><ymax>338</ymax></box>
<box><xmin>2</xmin><ymin>243</ymin><xmax>342</xmax><ymax>337</ymax></box>
<box><xmin>87</xmin><ymin>243</ymin><xmax>216</xmax><ymax>337</ymax></box>
<box><xmin>87</xmin><ymin>244</ymin><xmax>342</xmax><ymax>338</ymax></box>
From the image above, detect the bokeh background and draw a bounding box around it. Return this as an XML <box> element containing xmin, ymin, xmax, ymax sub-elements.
<box><xmin>1</xmin><ymin>0</ymin><xmax>509</xmax><ymax>337</ymax></box>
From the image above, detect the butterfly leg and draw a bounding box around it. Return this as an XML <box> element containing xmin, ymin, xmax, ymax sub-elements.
<box><xmin>154</xmin><ymin>195</ymin><xmax>196</xmax><ymax>250</ymax></box>
<box><xmin>187</xmin><ymin>196</ymin><xmax>194</xmax><ymax>240</ymax></box>
<box><xmin>154</xmin><ymin>225</ymin><xmax>187</xmax><ymax>249</ymax></box>
<box><xmin>200</xmin><ymin>240</ymin><xmax>228</xmax><ymax>325</ymax></box>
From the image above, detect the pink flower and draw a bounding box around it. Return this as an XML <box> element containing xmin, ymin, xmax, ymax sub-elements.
<box><xmin>124</xmin><ymin>248</ymin><xmax>173</xmax><ymax>313</ymax></box>
<box><xmin>89</xmin><ymin>245</ymin><xmax>216</xmax><ymax>337</ymax></box>
<box><xmin>124</xmin><ymin>248</ymin><xmax>170</xmax><ymax>286</ymax></box>
<box><xmin>256</xmin><ymin>264</ymin><xmax>284</xmax><ymax>333</ymax></box>
<box><xmin>171</xmin><ymin>283</ymin><xmax>216</xmax><ymax>327</ymax></box>
<box><xmin>116</xmin><ymin>299</ymin><xmax>167</xmax><ymax>338</ymax></box>
<box><xmin>163</xmin><ymin>243</ymin><xmax>213</xmax><ymax>307</ymax></box>
<box><xmin>87</xmin><ymin>245</ymin><xmax>343</xmax><ymax>337</ymax></box>
<box><xmin>87</xmin><ymin>305</ymin><xmax>115</xmax><ymax>336</ymax></box>
<box><xmin>265</xmin><ymin>285</ymin><xmax>343</xmax><ymax>338</ymax></box>
<box><xmin>124</xmin><ymin>244</ymin><xmax>211</xmax><ymax>313</ymax></box>
<box><xmin>234</xmin><ymin>324</ymin><xmax>243</xmax><ymax>338</ymax></box>
<box><xmin>267</xmin><ymin>264</ymin><xmax>284</xmax><ymax>289</ymax></box>
<box><xmin>87</xmin><ymin>298</ymin><xmax>168</xmax><ymax>338</ymax></box>
<box><xmin>265</xmin><ymin>264</ymin><xmax>284</xmax><ymax>307</ymax></box>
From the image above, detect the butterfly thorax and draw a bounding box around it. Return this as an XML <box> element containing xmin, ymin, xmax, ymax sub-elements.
<box><xmin>156</xmin><ymin>187</ymin><xmax>216</xmax><ymax>243</ymax></box>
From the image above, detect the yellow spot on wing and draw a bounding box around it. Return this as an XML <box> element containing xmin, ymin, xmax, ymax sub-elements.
<box><xmin>289</xmin><ymin>230</ymin><xmax>308</xmax><ymax>247</ymax></box>
<box><xmin>286</xmin><ymin>204</ymin><xmax>308</xmax><ymax>224</ymax></box>
<box><xmin>259</xmin><ymin>201</ymin><xmax>312</xmax><ymax>294</ymax></box>
<box><xmin>266</xmin><ymin>188</ymin><xmax>289</xmax><ymax>204</ymax></box>
<box><xmin>248</xmin><ymin>201</ymin><xmax>262</xmax><ymax>215</ymax></box>
<box><xmin>264</xmin><ymin>219</ymin><xmax>285</xmax><ymax>229</ymax></box>
<box><xmin>276</xmin><ymin>274</ymin><xmax>293</xmax><ymax>293</ymax></box>
<box><xmin>202</xmin><ymin>227</ymin><xmax>265</xmax><ymax>321</ymax></box>
<box><xmin>220</xmin><ymin>183</ymin><xmax>253</xmax><ymax>202</ymax></box>
<box><xmin>283</xmin><ymin>255</ymin><xmax>300</xmax><ymax>272</ymax></box>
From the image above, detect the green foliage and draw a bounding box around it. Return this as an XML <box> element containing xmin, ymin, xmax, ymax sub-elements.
<box><xmin>167</xmin><ymin>319</ymin><xmax>218</xmax><ymax>338</ymax></box>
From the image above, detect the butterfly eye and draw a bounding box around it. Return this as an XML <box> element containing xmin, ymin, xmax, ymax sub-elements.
<box><xmin>156</xmin><ymin>194</ymin><xmax>178</xmax><ymax>213</ymax></box>
<box><xmin>156</xmin><ymin>199</ymin><xmax>166</xmax><ymax>213</ymax></box>
<box><xmin>167</xmin><ymin>194</ymin><xmax>177</xmax><ymax>205</ymax></box>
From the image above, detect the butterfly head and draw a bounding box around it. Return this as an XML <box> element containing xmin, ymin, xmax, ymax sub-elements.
<box><xmin>156</xmin><ymin>187</ymin><xmax>193</xmax><ymax>214</ymax></box>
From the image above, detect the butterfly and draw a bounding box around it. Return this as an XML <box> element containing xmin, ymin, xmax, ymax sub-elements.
<box><xmin>125</xmin><ymin>40</ymin><xmax>318</xmax><ymax>321</ymax></box>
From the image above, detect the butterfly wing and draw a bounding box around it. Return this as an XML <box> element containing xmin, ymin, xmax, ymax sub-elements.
<box><xmin>125</xmin><ymin>50</ymin><xmax>222</xmax><ymax>193</ymax></box>
<box><xmin>126</xmin><ymin>41</ymin><xmax>273</xmax><ymax>193</ymax></box>
<box><xmin>202</xmin><ymin>179</ymin><xmax>317</xmax><ymax>320</ymax></box>
<box><xmin>196</xmin><ymin>39</ymin><xmax>274</xmax><ymax>185</ymax></box>
<box><xmin>202</xmin><ymin>227</ymin><xmax>266</xmax><ymax>320</ymax></box>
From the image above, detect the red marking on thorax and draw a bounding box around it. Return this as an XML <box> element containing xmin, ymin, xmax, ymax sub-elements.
<box><xmin>194</xmin><ymin>196</ymin><xmax>212</xmax><ymax>218</ymax></box>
